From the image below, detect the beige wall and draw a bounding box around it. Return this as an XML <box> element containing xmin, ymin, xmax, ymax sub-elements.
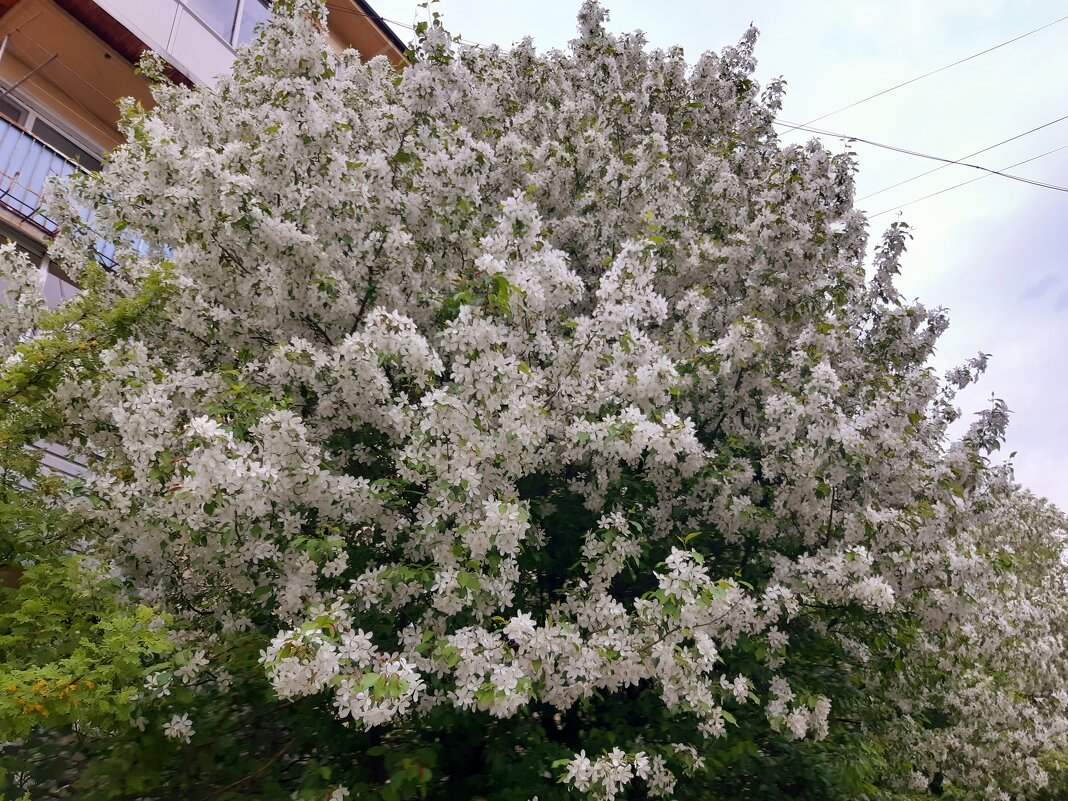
<box><xmin>0</xmin><ymin>0</ymin><xmax>153</xmax><ymax>152</ymax></box>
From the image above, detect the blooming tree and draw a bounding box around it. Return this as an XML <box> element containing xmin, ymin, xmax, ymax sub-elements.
<box><xmin>2</xmin><ymin>1</ymin><xmax>1067</xmax><ymax>798</ymax></box>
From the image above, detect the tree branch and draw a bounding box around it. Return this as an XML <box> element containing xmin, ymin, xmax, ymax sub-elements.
<box><xmin>200</xmin><ymin>736</ymin><xmax>297</xmax><ymax>801</ymax></box>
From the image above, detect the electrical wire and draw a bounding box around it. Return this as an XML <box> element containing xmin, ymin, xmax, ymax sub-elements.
<box><xmin>774</xmin><ymin>119</ymin><xmax>1068</xmax><ymax>193</ymax></box>
<box><xmin>796</xmin><ymin>11</ymin><xmax>1068</xmax><ymax>127</ymax></box>
<box><xmin>320</xmin><ymin>8</ymin><xmax>1068</xmax><ymax>219</ymax></box>
<box><xmin>868</xmin><ymin>143</ymin><xmax>1068</xmax><ymax>218</ymax></box>
<box><xmin>858</xmin><ymin>112</ymin><xmax>1068</xmax><ymax>200</ymax></box>
<box><xmin>323</xmin><ymin>10</ymin><xmax>1068</xmax><ymax>208</ymax></box>
<box><xmin>0</xmin><ymin>36</ymin><xmax>122</xmax><ymax>146</ymax></box>
<box><xmin>10</xmin><ymin>28</ymin><xmax>123</xmax><ymax>109</ymax></box>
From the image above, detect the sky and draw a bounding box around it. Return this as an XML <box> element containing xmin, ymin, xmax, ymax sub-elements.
<box><xmin>369</xmin><ymin>0</ymin><xmax>1068</xmax><ymax>510</ymax></box>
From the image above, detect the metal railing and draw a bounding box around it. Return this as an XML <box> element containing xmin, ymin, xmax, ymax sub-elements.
<box><xmin>0</xmin><ymin>114</ymin><xmax>144</xmax><ymax>269</ymax></box>
<box><xmin>0</xmin><ymin>112</ymin><xmax>81</xmax><ymax>236</ymax></box>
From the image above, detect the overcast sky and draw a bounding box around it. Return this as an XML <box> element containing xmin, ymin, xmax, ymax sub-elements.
<box><xmin>370</xmin><ymin>0</ymin><xmax>1068</xmax><ymax>510</ymax></box>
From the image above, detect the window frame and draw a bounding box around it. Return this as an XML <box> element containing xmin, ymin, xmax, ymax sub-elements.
<box><xmin>0</xmin><ymin>90</ymin><xmax>104</xmax><ymax>171</ymax></box>
<box><xmin>178</xmin><ymin>0</ymin><xmax>272</xmax><ymax>50</ymax></box>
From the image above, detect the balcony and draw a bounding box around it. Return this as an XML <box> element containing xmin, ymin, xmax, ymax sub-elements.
<box><xmin>0</xmin><ymin>110</ymin><xmax>81</xmax><ymax>236</ymax></box>
<box><xmin>0</xmin><ymin>112</ymin><xmax>135</xmax><ymax>269</ymax></box>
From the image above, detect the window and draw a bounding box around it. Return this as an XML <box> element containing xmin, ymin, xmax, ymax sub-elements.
<box><xmin>43</xmin><ymin>264</ymin><xmax>78</xmax><ymax>307</ymax></box>
<box><xmin>0</xmin><ymin>91</ymin><xmax>103</xmax><ymax>172</ymax></box>
<box><xmin>185</xmin><ymin>0</ymin><xmax>239</xmax><ymax>42</ymax></box>
<box><xmin>184</xmin><ymin>0</ymin><xmax>272</xmax><ymax>48</ymax></box>
<box><xmin>0</xmin><ymin>95</ymin><xmax>26</xmax><ymax>126</ymax></box>
<box><xmin>0</xmin><ymin>246</ymin><xmax>77</xmax><ymax>308</ymax></box>
<box><xmin>237</xmin><ymin>0</ymin><xmax>271</xmax><ymax>45</ymax></box>
<box><xmin>30</xmin><ymin>118</ymin><xmax>102</xmax><ymax>172</ymax></box>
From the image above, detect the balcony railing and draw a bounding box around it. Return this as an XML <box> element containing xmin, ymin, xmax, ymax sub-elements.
<box><xmin>0</xmin><ymin>114</ymin><xmax>139</xmax><ymax>269</ymax></box>
<box><xmin>0</xmin><ymin>112</ymin><xmax>82</xmax><ymax>234</ymax></box>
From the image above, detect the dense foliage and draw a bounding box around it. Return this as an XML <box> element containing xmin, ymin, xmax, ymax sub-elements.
<box><xmin>1</xmin><ymin>2</ymin><xmax>1066</xmax><ymax>798</ymax></box>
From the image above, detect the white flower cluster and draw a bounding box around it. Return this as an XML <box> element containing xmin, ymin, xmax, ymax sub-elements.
<box><xmin>562</xmin><ymin>748</ymin><xmax>675</xmax><ymax>800</ymax></box>
<box><xmin>765</xmin><ymin>678</ymin><xmax>831</xmax><ymax>740</ymax></box>
<box><xmin>162</xmin><ymin>713</ymin><xmax>194</xmax><ymax>743</ymax></box>
<box><xmin>0</xmin><ymin>244</ymin><xmax>46</xmax><ymax>357</ymax></box>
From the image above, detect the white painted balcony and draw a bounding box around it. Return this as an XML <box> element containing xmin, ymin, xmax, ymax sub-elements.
<box><xmin>95</xmin><ymin>0</ymin><xmax>269</xmax><ymax>87</ymax></box>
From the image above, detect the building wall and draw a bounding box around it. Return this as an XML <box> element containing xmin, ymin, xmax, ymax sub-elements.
<box><xmin>0</xmin><ymin>0</ymin><xmax>152</xmax><ymax>153</ymax></box>
<box><xmin>95</xmin><ymin>0</ymin><xmax>405</xmax><ymax>88</ymax></box>
<box><xmin>0</xmin><ymin>0</ymin><xmax>404</xmax><ymax>277</ymax></box>
<box><xmin>93</xmin><ymin>0</ymin><xmax>244</xmax><ymax>88</ymax></box>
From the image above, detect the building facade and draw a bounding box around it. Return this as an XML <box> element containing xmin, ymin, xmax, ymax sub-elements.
<box><xmin>0</xmin><ymin>0</ymin><xmax>404</xmax><ymax>476</ymax></box>
<box><xmin>0</xmin><ymin>0</ymin><xmax>404</xmax><ymax>301</ymax></box>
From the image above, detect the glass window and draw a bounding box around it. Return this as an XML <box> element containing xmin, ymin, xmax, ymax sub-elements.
<box><xmin>30</xmin><ymin>118</ymin><xmax>102</xmax><ymax>172</ymax></box>
<box><xmin>0</xmin><ymin>95</ymin><xmax>26</xmax><ymax>125</ymax></box>
<box><xmin>237</xmin><ymin>0</ymin><xmax>272</xmax><ymax>45</ymax></box>
<box><xmin>0</xmin><ymin>248</ymin><xmax>77</xmax><ymax>309</ymax></box>
<box><xmin>186</xmin><ymin>0</ymin><xmax>240</xmax><ymax>43</ymax></box>
<box><xmin>43</xmin><ymin>266</ymin><xmax>78</xmax><ymax>307</ymax></box>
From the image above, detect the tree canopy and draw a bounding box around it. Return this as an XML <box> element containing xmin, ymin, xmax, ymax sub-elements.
<box><xmin>1</xmin><ymin>2</ymin><xmax>1066</xmax><ymax>799</ymax></box>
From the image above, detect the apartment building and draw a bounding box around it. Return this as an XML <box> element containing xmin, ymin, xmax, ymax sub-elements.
<box><xmin>0</xmin><ymin>0</ymin><xmax>405</xmax><ymax>301</ymax></box>
<box><xmin>0</xmin><ymin>0</ymin><xmax>405</xmax><ymax>476</ymax></box>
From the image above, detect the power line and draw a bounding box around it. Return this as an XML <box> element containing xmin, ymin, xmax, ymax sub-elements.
<box><xmin>774</xmin><ymin>119</ymin><xmax>1068</xmax><ymax>193</ymax></box>
<box><xmin>858</xmin><ymin>112</ymin><xmax>1068</xmax><ymax>201</ymax></box>
<box><xmin>11</xmin><ymin>29</ymin><xmax>119</xmax><ymax>109</ymax></box>
<box><xmin>868</xmin><ymin>143</ymin><xmax>1068</xmax><ymax>218</ymax></box>
<box><xmin>0</xmin><ymin>52</ymin><xmax>56</xmax><ymax>105</ymax></box>
<box><xmin>794</xmin><ymin>12</ymin><xmax>1068</xmax><ymax>127</ymax></box>
<box><xmin>3</xmin><ymin>32</ymin><xmax>123</xmax><ymax>144</ymax></box>
<box><xmin>302</xmin><ymin>6</ymin><xmax>1068</xmax><ymax>208</ymax></box>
